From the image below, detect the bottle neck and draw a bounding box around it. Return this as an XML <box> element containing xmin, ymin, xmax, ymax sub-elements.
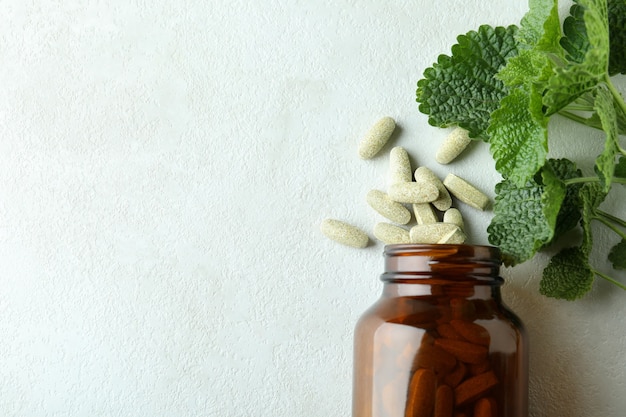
<box><xmin>380</xmin><ymin>244</ymin><xmax>503</xmax><ymax>299</ymax></box>
<box><xmin>382</xmin><ymin>281</ymin><xmax>502</xmax><ymax>300</ymax></box>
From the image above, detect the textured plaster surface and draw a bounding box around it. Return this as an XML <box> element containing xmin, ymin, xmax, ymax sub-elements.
<box><xmin>0</xmin><ymin>1</ymin><xmax>625</xmax><ymax>416</ymax></box>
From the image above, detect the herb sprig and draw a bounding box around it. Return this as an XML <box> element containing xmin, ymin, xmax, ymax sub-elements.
<box><xmin>416</xmin><ymin>0</ymin><xmax>626</xmax><ymax>300</ymax></box>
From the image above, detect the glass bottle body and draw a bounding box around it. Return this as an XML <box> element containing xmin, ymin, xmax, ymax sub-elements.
<box><xmin>353</xmin><ymin>244</ymin><xmax>528</xmax><ymax>417</ymax></box>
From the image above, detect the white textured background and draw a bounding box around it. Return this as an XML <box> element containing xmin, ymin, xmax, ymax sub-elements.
<box><xmin>1</xmin><ymin>1</ymin><xmax>625</xmax><ymax>416</ymax></box>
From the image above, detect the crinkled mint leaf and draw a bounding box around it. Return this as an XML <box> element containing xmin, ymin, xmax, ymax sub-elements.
<box><xmin>566</xmin><ymin>0</ymin><xmax>626</xmax><ymax>74</ymax></box>
<box><xmin>416</xmin><ymin>25</ymin><xmax>520</xmax><ymax>140</ymax></box>
<box><xmin>561</xmin><ymin>3</ymin><xmax>589</xmax><ymax>64</ymax></box>
<box><xmin>608</xmin><ymin>0</ymin><xmax>626</xmax><ymax>75</ymax></box>
<box><xmin>544</xmin><ymin>0</ymin><xmax>610</xmax><ymax>115</ymax></box>
<box><xmin>540</xmin><ymin>159</ymin><xmax>569</xmax><ymax>239</ymax></box>
<box><xmin>580</xmin><ymin>0</ymin><xmax>610</xmax><ymax>58</ymax></box>
<box><xmin>543</xmin><ymin>59</ymin><xmax>606</xmax><ymax>115</ymax></box>
<box><xmin>594</xmin><ymin>85</ymin><xmax>619</xmax><ymax>191</ymax></box>
<box><xmin>580</xmin><ymin>182</ymin><xmax>607</xmax><ymax>253</ymax></box>
<box><xmin>487</xmin><ymin>163</ymin><xmax>565</xmax><ymax>265</ymax></box>
<box><xmin>615</xmin><ymin>156</ymin><xmax>626</xmax><ymax>178</ymax></box>
<box><xmin>518</xmin><ymin>0</ymin><xmax>563</xmax><ymax>52</ymax></box>
<box><xmin>540</xmin><ymin>247</ymin><xmax>594</xmax><ymax>300</ymax></box>
<box><xmin>608</xmin><ymin>239</ymin><xmax>626</xmax><ymax>269</ymax></box>
<box><xmin>497</xmin><ymin>48</ymin><xmax>552</xmax><ymax>88</ymax></box>
<box><xmin>488</xmin><ymin>87</ymin><xmax>548</xmax><ymax>186</ymax></box>
<box><xmin>546</xmin><ymin>159</ymin><xmax>584</xmax><ymax>241</ymax></box>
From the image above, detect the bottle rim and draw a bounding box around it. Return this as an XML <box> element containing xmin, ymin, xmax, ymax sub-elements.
<box><xmin>382</xmin><ymin>244</ymin><xmax>502</xmax><ymax>280</ymax></box>
<box><xmin>384</xmin><ymin>243</ymin><xmax>500</xmax><ymax>258</ymax></box>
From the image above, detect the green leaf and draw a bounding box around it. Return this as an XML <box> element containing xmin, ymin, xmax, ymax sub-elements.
<box><xmin>561</xmin><ymin>3</ymin><xmax>589</xmax><ymax>64</ymax></box>
<box><xmin>488</xmin><ymin>87</ymin><xmax>549</xmax><ymax>186</ymax></box>
<box><xmin>593</xmin><ymin>85</ymin><xmax>619</xmax><ymax>191</ymax></box>
<box><xmin>540</xmin><ymin>247</ymin><xmax>594</xmax><ymax>300</ymax></box>
<box><xmin>615</xmin><ymin>156</ymin><xmax>626</xmax><ymax>178</ymax></box>
<box><xmin>540</xmin><ymin>159</ymin><xmax>569</xmax><ymax>238</ymax></box>
<box><xmin>416</xmin><ymin>25</ymin><xmax>520</xmax><ymax>140</ymax></box>
<box><xmin>543</xmin><ymin>61</ymin><xmax>606</xmax><ymax>115</ymax></box>
<box><xmin>608</xmin><ymin>239</ymin><xmax>626</xmax><ymax>269</ymax></box>
<box><xmin>544</xmin><ymin>0</ymin><xmax>610</xmax><ymax>115</ymax></box>
<box><xmin>487</xmin><ymin>164</ymin><xmax>566</xmax><ymax>265</ymax></box>
<box><xmin>497</xmin><ymin>48</ymin><xmax>552</xmax><ymax>88</ymax></box>
<box><xmin>518</xmin><ymin>0</ymin><xmax>563</xmax><ymax>52</ymax></box>
<box><xmin>580</xmin><ymin>182</ymin><xmax>608</xmax><ymax>253</ymax></box>
<box><xmin>608</xmin><ymin>0</ymin><xmax>626</xmax><ymax>75</ymax></box>
<box><xmin>546</xmin><ymin>159</ymin><xmax>584</xmax><ymax>241</ymax></box>
<box><xmin>581</xmin><ymin>0</ymin><xmax>611</xmax><ymax>59</ymax></box>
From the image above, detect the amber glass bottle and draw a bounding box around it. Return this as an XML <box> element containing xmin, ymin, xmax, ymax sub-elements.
<box><xmin>353</xmin><ymin>244</ymin><xmax>528</xmax><ymax>417</ymax></box>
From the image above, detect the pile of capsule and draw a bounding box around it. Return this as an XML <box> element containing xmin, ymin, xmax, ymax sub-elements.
<box><xmin>321</xmin><ymin>117</ymin><xmax>489</xmax><ymax>248</ymax></box>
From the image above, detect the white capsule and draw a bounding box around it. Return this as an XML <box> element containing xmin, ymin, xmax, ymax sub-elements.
<box><xmin>443</xmin><ymin>208</ymin><xmax>464</xmax><ymax>230</ymax></box>
<box><xmin>436</xmin><ymin>127</ymin><xmax>472</xmax><ymax>164</ymax></box>
<box><xmin>437</xmin><ymin>226</ymin><xmax>466</xmax><ymax>244</ymax></box>
<box><xmin>388</xmin><ymin>146</ymin><xmax>412</xmax><ymax>184</ymax></box>
<box><xmin>388</xmin><ymin>181</ymin><xmax>439</xmax><ymax>204</ymax></box>
<box><xmin>414</xmin><ymin>167</ymin><xmax>452</xmax><ymax>211</ymax></box>
<box><xmin>412</xmin><ymin>203</ymin><xmax>438</xmax><ymax>225</ymax></box>
<box><xmin>358</xmin><ymin>117</ymin><xmax>396</xmax><ymax>159</ymax></box>
<box><xmin>367</xmin><ymin>190</ymin><xmax>411</xmax><ymax>225</ymax></box>
<box><xmin>409</xmin><ymin>223</ymin><xmax>459</xmax><ymax>244</ymax></box>
<box><xmin>320</xmin><ymin>219</ymin><xmax>369</xmax><ymax>248</ymax></box>
<box><xmin>443</xmin><ymin>173</ymin><xmax>490</xmax><ymax>211</ymax></box>
<box><xmin>374</xmin><ymin>223</ymin><xmax>411</xmax><ymax>245</ymax></box>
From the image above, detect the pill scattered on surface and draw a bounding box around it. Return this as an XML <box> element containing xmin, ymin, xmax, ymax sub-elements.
<box><xmin>358</xmin><ymin>116</ymin><xmax>396</xmax><ymax>159</ymax></box>
<box><xmin>443</xmin><ymin>174</ymin><xmax>490</xmax><ymax>211</ymax></box>
<box><xmin>320</xmin><ymin>219</ymin><xmax>369</xmax><ymax>248</ymax></box>
<box><xmin>373</xmin><ymin>222</ymin><xmax>411</xmax><ymax>244</ymax></box>
<box><xmin>388</xmin><ymin>146</ymin><xmax>412</xmax><ymax>184</ymax></box>
<box><xmin>388</xmin><ymin>181</ymin><xmax>439</xmax><ymax>204</ymax></box>
<box><xmin>412</xmin><ymin>203</ymin><xmax>438</xmax><ymax>225</ymax></box>
<box><xmin>436</xmin><ymin>127</ymin><xmax>472</xmax><ymax>164</ymax></box>
<box><xmin>414</xmin><ymin>167</ymin><xmax>452</xmax><ymax>211</ymax></box>
<box><xmin>443</xmin><ymin>208</ymin><xmax>464</xmax><ymax>230</ymax></box>
<box><xmin>410</xmin><ymin>223</ymin><xmax>460</xmax><ymax>244</ymax></box>
<box><xmin>437</xmin><ymin>226</ymin><xmax>466</xmax><ymax>244</ymax></box>
<box><xmin>366</xmin><ymin>190</ymin><xmax>412</xmax><ymax>225</ymax></box>
<box><xmin>322</xmin><ymin>117</ymin><xmax>486</xmax><ymax>248</ymax></box>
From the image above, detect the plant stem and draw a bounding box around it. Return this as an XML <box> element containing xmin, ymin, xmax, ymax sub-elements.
<box><xmin>592</xmin><ymin>268</ymin><xmax>626</xmax><ymax>291</ymax></box>
<box><xmin>603</xmin><ymin>78</ymin><xmax>626</xmax><ymax>155</ymax></box>
<box><xmin>597</xmin><ymin>210</ymin><xmax>626</xmax><ymax>229</ymax></box>
<box><xmin>558</xmin><ymin>111</ymin><xmax>602</xmax><ymax>129</ymax></box>
<box><xmin>564</xmin><ymin>176</ymin><xmax>626</xmax><ymax>185</ymax></box>
<box><xmin>605</xmin><ymin>76</ymin><xmax>626</xmax><ymax>121</ymax></box>
<box><xmin>595</xmin><ymin>215</ymin><xmax>626</xmax><ymax>241</ymax></box>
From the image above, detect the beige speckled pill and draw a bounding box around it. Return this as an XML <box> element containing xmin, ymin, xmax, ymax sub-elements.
<box><xmin>436</xmin><ymin>127</ymin><xmax>472</xmax><ymax>164</ymax></box>
<box><xmin>358</xmin><ymin>117</ymin><xmax>396</xmax><ymax>159</ymax></box>
<box><xmin>437</xmin><ymin>226</ymin><xmax>466</xmax><ymax>244</ymax></box>
<box><xmin>388</xmin><ymin>146</ymin><xmax>412</xmax><ymax>184</ymax></box>
<box><xmin>388</xmin><ymin>181</ymin><xmax>439</xmax><ymax>204</ymax></box>
<box><xmin>412</xmin><ymin>203</ymin><xmax>438</xmax><ymax>225</ymax></box>
<box><xmin>320</xmin><ymin>219</ymin><xmax>369</xmax><ymax>248</ymax></box>
<box><xmin>374</xmin><ymin>223</ymin><xmax>411</xmax><ymax>244</ymax></box>
<box><xmin>443</xmin><ymin>208</ymin><xmax>464</xmax><ymax>230</ymax></box>
<box><xmin>414</xmin><ymin>167</ymin><xmax>452</xmax><ymax>211</ymax></box>
<box><xmin>367</xmin><ymin>190</ymin><xmax>411</xmax><ymax>225</ymax></box>
<box><xmin>409</xmin><ymin>223</ymin><xmax>459</xmax><ymax>244</ymax></box>
<box><xmin>443</xmin><ymin>173</ymin><xmax>490</xmax><ymax>211</ymax></box>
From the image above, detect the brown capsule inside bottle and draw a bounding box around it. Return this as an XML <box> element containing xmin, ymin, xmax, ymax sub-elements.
<box><xmin>352</xmin><ymin>244</ymin><xmax>528</xmax><ymax>417</ymax></box>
